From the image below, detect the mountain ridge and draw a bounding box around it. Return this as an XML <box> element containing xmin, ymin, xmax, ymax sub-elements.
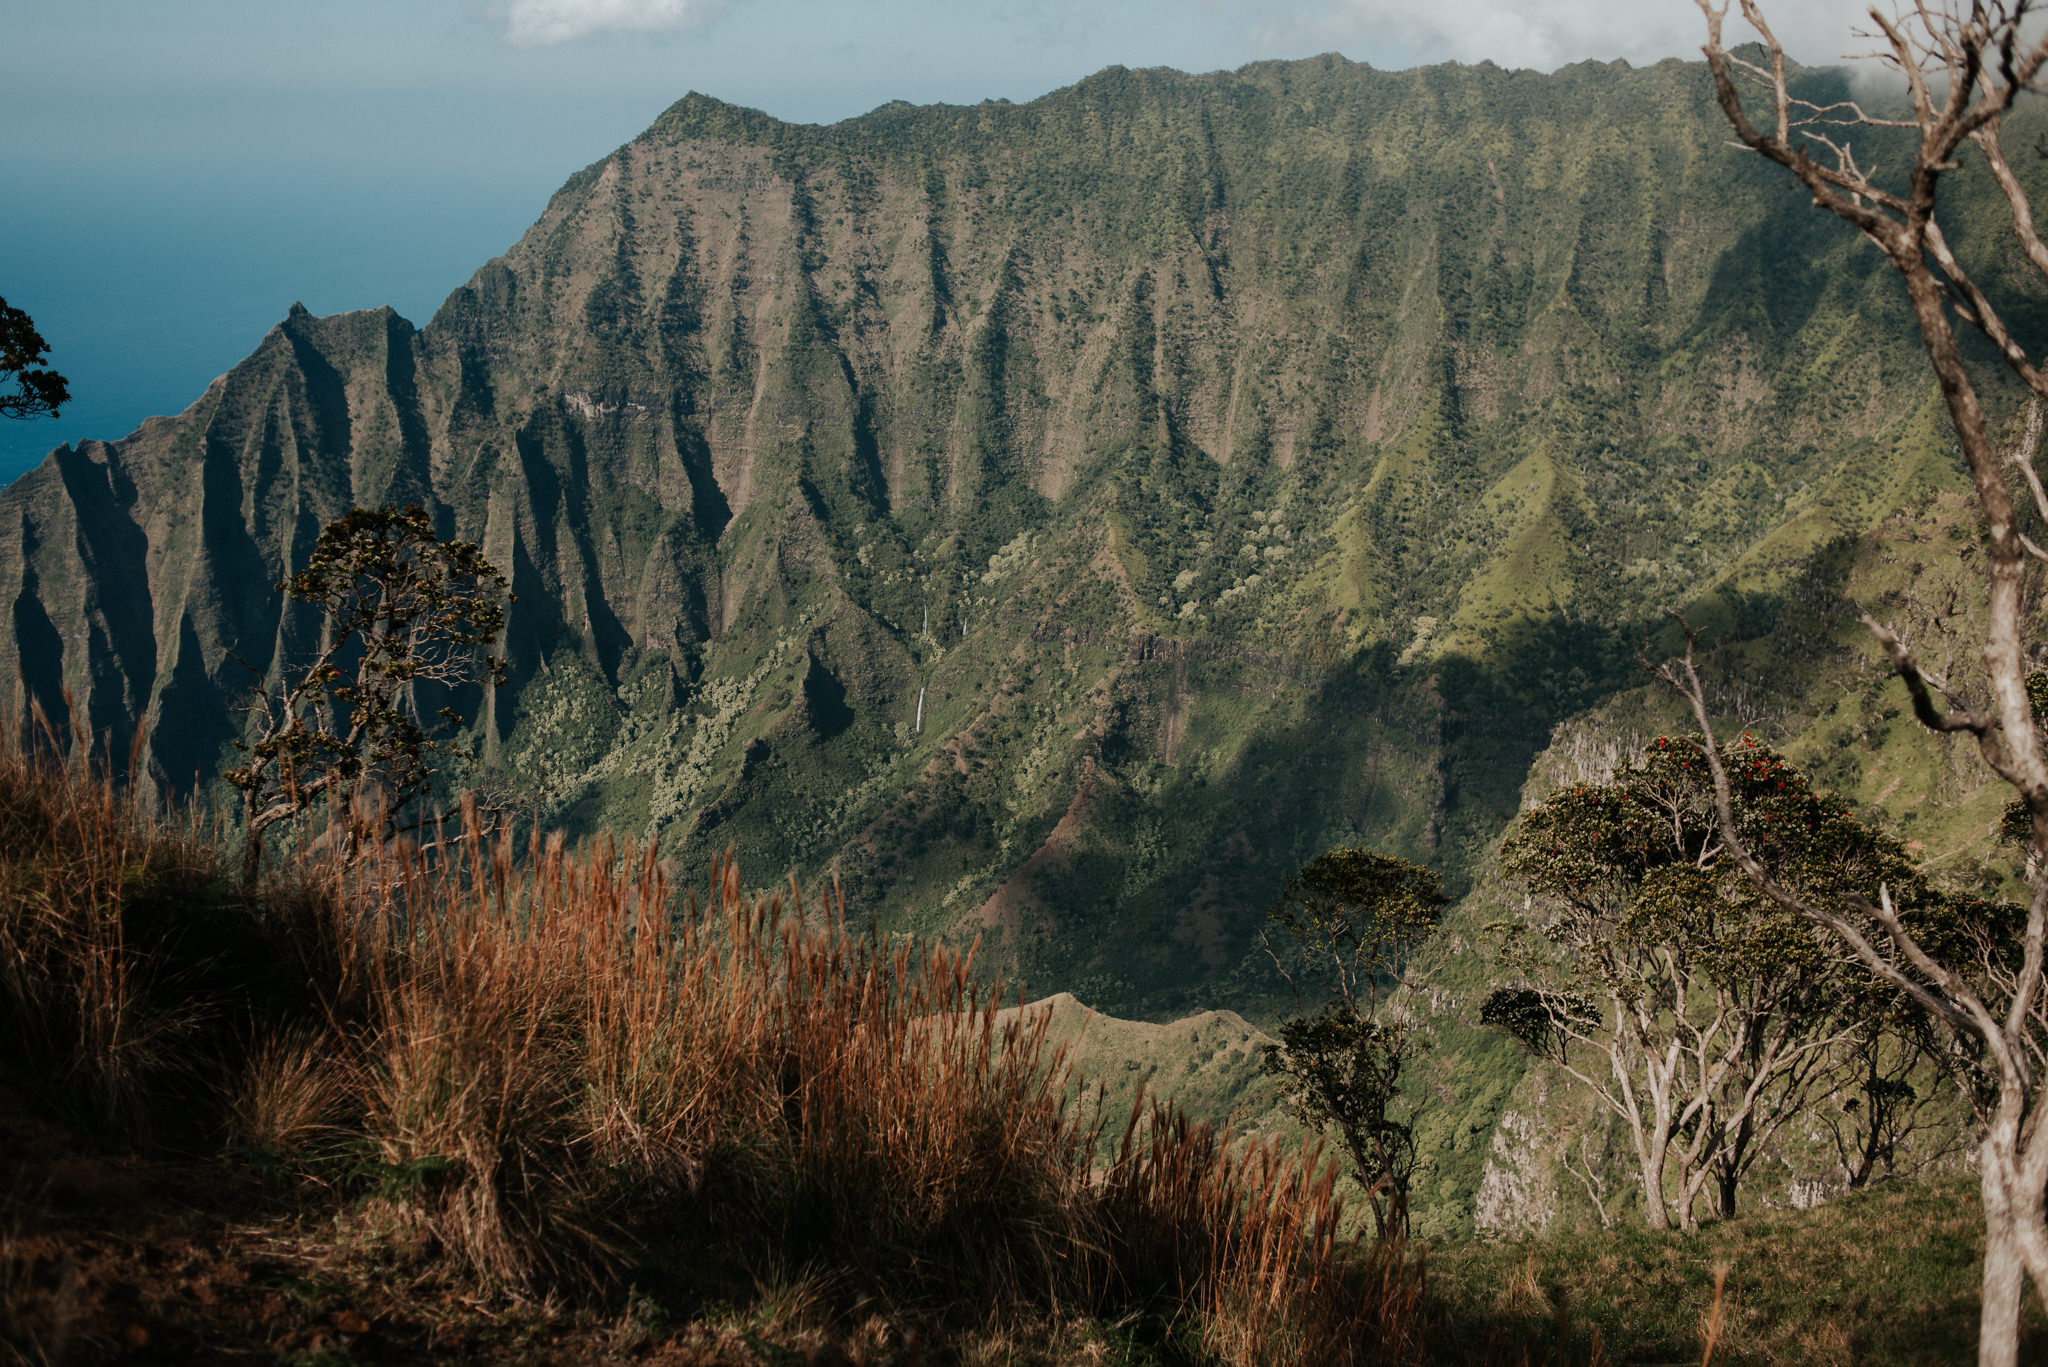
<box><xmin>1</xmin><ymin>54</ymin><xmax>2018</xmax><ymax>1033</ymax></box>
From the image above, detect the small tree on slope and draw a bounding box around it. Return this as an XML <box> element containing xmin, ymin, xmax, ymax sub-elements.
<box><xmin>1684</xmin><ymin>6</ymin><xmax>2048</xmax><ymax>1363</ymax></box>
<box><xmin>1259</xmin><ymin>847</ymin><xmax>1446</xmax><ymax>1239</ymax></box>
<box><xmin>226</xmin><ymin>504</ymin><xmax>510</xmax><ymax>882</ymax></box>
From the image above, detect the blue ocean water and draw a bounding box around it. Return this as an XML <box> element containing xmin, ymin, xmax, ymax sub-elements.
<box><xmin>0</xmin><ymin>163</ymin><xmax>556</xmax><ymax>489</ymax></box>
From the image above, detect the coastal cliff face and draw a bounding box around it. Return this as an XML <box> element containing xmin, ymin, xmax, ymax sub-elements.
<box><xmin>0</xmin><ymin>54</ymin><xmax>2011</xmax><ymax>1025</ymax></box>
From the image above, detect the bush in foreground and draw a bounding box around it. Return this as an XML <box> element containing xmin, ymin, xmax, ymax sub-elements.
<box><xmin>0</xmin><ymin>719</ymin><xmax>1424</xmax><ymax>1364</ymax></box>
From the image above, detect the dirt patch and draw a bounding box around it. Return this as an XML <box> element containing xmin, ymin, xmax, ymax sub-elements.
<box><xmin>0</xmin><ymin>1081</ymin><xmax>874</xmax><ymax>1366</ymax></box>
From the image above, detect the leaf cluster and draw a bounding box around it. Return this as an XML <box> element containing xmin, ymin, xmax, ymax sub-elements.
<box><xmin>1267</xmin><ymin>847</ymin><xmax>1447</xmax><ymax>1010</ymax></box>
<box><xmin>1263</xmin><ymin>1006</ymin><xmax>1412</xmax><ymax>1137</ymax></box>
<box><xmin>0</xmin><ymin>296</ymin><xmax>69</xmax><ymax>421</ymax></box>
<box><xmin>1499</xmin><ymin>735</ymin><xmax>1921</xmax><ymax>988</ymax></box>
<box><xmin>1477</xmin><ymin>984</ymin><xmax>1599</xmax><ymax>1064</ymax></box>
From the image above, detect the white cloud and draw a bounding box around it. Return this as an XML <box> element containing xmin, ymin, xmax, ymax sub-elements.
<box><xmin>1277</xmin><ymin>0</ymin><xmax>1882</xmax><ymax>72</ymax></box>
<box><xmin>504</xmin><ymin>0</ymin><xmax>725</xmax><ymax>46</ymax></box>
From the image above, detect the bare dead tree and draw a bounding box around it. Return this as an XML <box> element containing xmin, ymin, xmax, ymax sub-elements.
<box><xmin>1681</xmin><ymin>9</ymin><xmax>2048</xmax><ymax>1358</ymax></box>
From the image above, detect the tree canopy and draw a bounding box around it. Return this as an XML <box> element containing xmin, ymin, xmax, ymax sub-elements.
<box><xmin>1485</xmin><ymin>734</ymin><xmax>1959</xmax><ymax>1227</ymax></box>
<box><xmin>1267</xmin><ymin>846</ymin><xmax>1447</xmax><ymax>1011</ymax></box>
<box><xmin>0</xmin><ymin>297</ymin><xmax>69</xmax><ymax>421</ymax></box>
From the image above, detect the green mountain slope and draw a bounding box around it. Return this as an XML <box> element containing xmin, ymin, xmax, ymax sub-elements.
<box><xmin>2</xmin><ymin>53</ymin><xmax>2030</xmax><ymax>1030</ymax></box>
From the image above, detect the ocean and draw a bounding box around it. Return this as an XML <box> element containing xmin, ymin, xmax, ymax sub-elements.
<box><xmin>1</xmin><ymin>162</ymin><xmax>558</xmax><ymax>489</ymax></box>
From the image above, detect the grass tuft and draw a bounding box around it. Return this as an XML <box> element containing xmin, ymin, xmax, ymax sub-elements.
<box><xmin>0</xmin><ymin>718</ymin><xmax>1428</xmax><ymax>1363</ymax></box>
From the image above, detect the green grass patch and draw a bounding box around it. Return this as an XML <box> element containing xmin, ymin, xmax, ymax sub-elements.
<box><xmin>1428</xmin><ymin>1177</ymin><xmax>2045</xmax><ymax>1365</ymax></box>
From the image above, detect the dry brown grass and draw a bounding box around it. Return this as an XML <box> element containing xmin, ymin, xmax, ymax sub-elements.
<box><xmin>0</xmin><ymin>705</ymin><xmax>223</xmax><ymax>1137</ymax></box>
<box><xmin>224</xmin><ymin>1024</ymin><xmax>349</xmax><ymax>1158</ymax></box>
<box><xmin>1097</xmin><ymin>1097</ymin><xmax>1426</xmax><ymax>1364</ymax></box>
<box><xmin>0</xmin><ymin>719</ymin><xmax>1430</xmax><ymax>1365</ymax></box>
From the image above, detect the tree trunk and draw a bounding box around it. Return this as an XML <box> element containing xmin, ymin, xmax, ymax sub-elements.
<box><xmin>1668</xmin><ymin>1145</ymin><xmax>1703</xmax><ymax>1232</ymax></box>
<box><xmin>1979</xmin><ymin>1141</ymin><xmax>2024</xmax><ymax>1367</ymax></box>
<box><xmin>1848</xmin><ymin>1099</ymin><xmax>1884</xmax><ymax>1190</ymax></box>
<box><xmin>1637</xmin><ymin>1133</ymin><xmax>1671</xmax><ymax>1231</ymax></box>
<box><xmin>241</xmin><ymin>825</ymin><xmax>264</xmax><ymax>888</ymax></box>
<box><xmin>1714</xmin><ymin>1108</ymin><xmax>1755</xmax><ymax>1220</ymax></box>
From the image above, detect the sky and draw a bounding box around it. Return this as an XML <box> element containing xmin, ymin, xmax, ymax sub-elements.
<box><xmin>0</xmin><ymin>0</ymin><xmax>1877</xmax><ymax>484</ymax></box>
